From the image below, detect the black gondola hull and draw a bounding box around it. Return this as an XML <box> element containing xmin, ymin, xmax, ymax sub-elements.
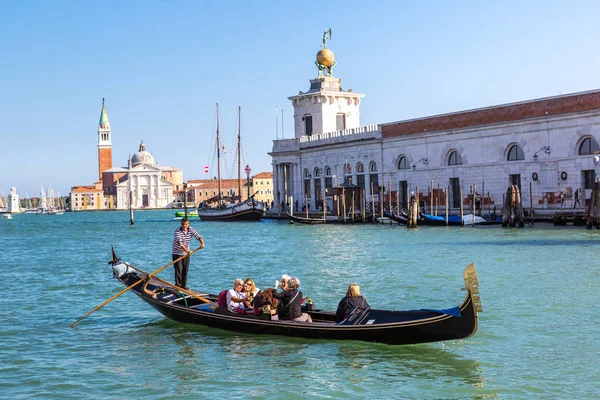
<box><xmin>116</xmin><ymin>264</ymin><xmax>481</xmax><ymax>345</ymax></box>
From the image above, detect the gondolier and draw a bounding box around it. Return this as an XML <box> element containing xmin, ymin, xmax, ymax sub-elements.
<box><xmin>172</xmin><ymin>217</ymin><xmax>204</xmax><ymax>289</ymax></box>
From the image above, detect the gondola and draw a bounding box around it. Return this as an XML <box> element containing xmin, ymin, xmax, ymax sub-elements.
<box><xmin>421</xmin><ymin>213</ymin><xmax>464</xmax><ymax>226</ymax></box>
<box><xmin>384</xmin><ymin>210</ymin><xmax>409</xmax><ymax>225</ymax></box>
<box><xmin>286</xmin><ymin>213</ymin><xmax>351</xmax><ymax>224</ymax></box>
<box><xmin>109</xmin><ymin>251</ymin><xmax>483</xmax><ymax>345</ymax></box>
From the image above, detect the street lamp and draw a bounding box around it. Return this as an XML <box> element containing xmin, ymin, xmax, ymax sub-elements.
<box><xmin>533</xmin><ymin>146</ymin><xmax>551</xmax><ymax>162</ymax></box>
<box><xmin>245</xmin><ymin>164</ymin><xmax>251</xmax><ymax>199</ymax></box>
<box><xmin>412</xmin><ymin>158</ymin><xmax>428</xmax><ymax>170</ymax></box>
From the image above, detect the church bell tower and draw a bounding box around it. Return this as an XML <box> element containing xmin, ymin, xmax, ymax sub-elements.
<box><xmin>97</xmin><ymin>98</ymin><xmax>113</xmax><ymax>180</ymax></box>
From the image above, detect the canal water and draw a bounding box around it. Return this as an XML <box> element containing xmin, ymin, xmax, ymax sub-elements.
<box><xmin>1</xmin><ymin>211</ymin><xmax>598</xmax><ymax>399</ymax></box>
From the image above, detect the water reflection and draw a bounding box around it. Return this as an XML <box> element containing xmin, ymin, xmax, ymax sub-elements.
<box><xmin>137</xmin><ymin>319</ymin><xmax>490</xmax><ymax>397</ymax></box>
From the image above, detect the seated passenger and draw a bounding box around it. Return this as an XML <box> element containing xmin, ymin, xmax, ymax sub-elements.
<box><xmin>226</xmin><ymin>279</ymin><xmax>247</xmax><ymax>312</ymax></box>
<box><xmin>272</xmin><ymin>277</ymin><xmax>312</xmax><ymax>322</ymax></box>
<box><xmin>243</xmin><ymin>278</ymin><xmax>260</xmax><ymax>306</ymax></box>
<box><xmin>253</xmin><ymin>288</ymin><xmax>279</xmax><ymax>319</ymax></box>
<box><xmin>275</xmin><ymin>274</ymin><xmax>291</xmax><ymax>291</ymax></box>
<box><xmin>335</xmin><ymin>283</ymin><xmax>370</xmax><ymax>323</ymax></box>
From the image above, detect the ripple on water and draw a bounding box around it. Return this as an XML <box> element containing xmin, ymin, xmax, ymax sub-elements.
<box><xmin>1</xmin><ymin>212</ymin><xmax>599</xmax><ymax>398</ymax></box>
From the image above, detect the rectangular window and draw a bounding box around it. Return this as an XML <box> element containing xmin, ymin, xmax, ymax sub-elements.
<box><xmin>336</xmin><ymin>114</ymin><xmax>346</xmax><ymax>130</ymax></box>
<box><xmin>325</xmin><ymin>177</ymin><xmax>333</xmax><ymax>190</ymax></box>
<box><xmin>357</xmin><ymin>175</ymin><xmax>365</xmax><ymax>189</ymax></box>
<box><xmin>398</xmin><ymin>180</ymin><xmax>408</xmax><ymax>209</ymax></box>
<box><xmin>304</xmin><ymin>179</ymin><xmax>311</xmax><ymax>199</ymax></box>
<box><xmin>583</xmin><ymin>170</ymin><xmax>595</xmax><ymax>189</ymax></box>
<box><xmin>370</xmin><ymin>174</ymin><xmax>379</xmax><ymax>190</ymax></box>
<box><xmin>305</xmin><ymin>115</ymin><xmax>313</xmax><ymax>136</ymax></box>
<box><xmin>315</xmin><ymin>179</ymin><xmax>322</xmax><ymax>203</ymax></box>
<box><xmin>450</xmin><ymin>178</ymin><xmax>461</xmax><ymax>208</ymax></box>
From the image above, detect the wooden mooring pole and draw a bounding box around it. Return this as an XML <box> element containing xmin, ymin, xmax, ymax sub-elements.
<box><xmin>129</xmin><ymin>191</ymin><xmax>134</xmax><ymax>225</ymax></box>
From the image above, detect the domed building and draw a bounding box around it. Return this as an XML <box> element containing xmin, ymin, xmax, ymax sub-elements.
<box><xmin>100</xmin><ymin>140</ymin><xmax>182</xmax><ymax>209</ymax></box>
<box><xmin>71</xmin><ymin>100</ymin><xmax>185</xmax><ymax>211</ymax></box>
<box><xmin>131</xmin><ymin>141</ymin><xmax>155</xmax><ymax>167</ymax></box>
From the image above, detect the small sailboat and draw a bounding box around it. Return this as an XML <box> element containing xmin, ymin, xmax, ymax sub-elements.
<box><xmin>197</xmin><ymin>104</ymin><xmax>265</xmax><ymax>221</ymax></box>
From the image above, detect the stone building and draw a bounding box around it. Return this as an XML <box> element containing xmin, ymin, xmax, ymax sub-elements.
<box><xmin>71</xmin><ymin>100</ymin><xmax>182</xmax><ymax>211</ymax></box>
<box><xmin>252</xmin><ymin>172</ymin><xmax>274</xmax><ymax>207</ymax></box>
<box><xmin>102</xmin><ymin>141</ymin><xmax>180</xmax><ymax>209</ymax></box>
<box><xmin>269</xmin><ymin>34</ymin><xmax>600</xmax><ymax>216</ymax></box>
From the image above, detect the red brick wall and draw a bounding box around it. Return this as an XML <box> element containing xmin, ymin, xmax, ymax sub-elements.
<box><xmin>98</xmin><ymin>148</ymin><xmax>113</xmax><ymax>180</ymax></box>
<box><xmin>382</xmin><ymin>91</ymin><xmax>600</xmax><ymax>138</ymax></box>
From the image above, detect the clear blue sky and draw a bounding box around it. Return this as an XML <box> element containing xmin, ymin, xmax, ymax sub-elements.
<box><xmin>1</xmin><ymin>0</ymin><xmax>599</xmax><ymax>197</ymax></box>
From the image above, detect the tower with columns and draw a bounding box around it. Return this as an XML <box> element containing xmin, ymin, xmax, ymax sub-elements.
<box><xmin>271</xmin><ymin>30</ymin><xmax>368</xmax><ymax>213</ymax></box>
<box><xmin>97</xmin><ymin>98</ymin><xmax>113</xmax><ymax>181</ymax></box>
<box><xmin>288</xmin><ymin>76</ymin><xmax>364</xmax><ymax>138</ymax></box>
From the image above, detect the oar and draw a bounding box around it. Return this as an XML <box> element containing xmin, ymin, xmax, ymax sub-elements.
<box><xmin>123</xmin><ymin>262</ymin><xmax>212</xmax><ymax>304</ymax></box>
<box><xmin>70</xmin><ymin>247</ymin><xmax>202</xmax><ymax>328</ymax></box>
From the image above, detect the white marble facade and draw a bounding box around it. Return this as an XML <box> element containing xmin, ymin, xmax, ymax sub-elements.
<box><xmin>115</xmin><ymin>164</ymin><xmax>173</xmax><ymax>209</ymax></box>
<box><xmin>271</xmin><ymin>74</ymin><xmax>600</xmax><ymax>214</ymax></box>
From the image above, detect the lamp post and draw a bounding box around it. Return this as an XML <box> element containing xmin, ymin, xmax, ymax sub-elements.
<box><xmin>533</xmin><ymin>146</ymin><xmax>551</xmax><ymax>162</ymax></box>
<box><xmin>412</xmin><ymin>158</ymin><xmax>429</xmax><ymax>170</ymax></box>
<box><xmin>245</xmin><ymin>164</ymin><xmax>251</xmax><ymax>199</ymax></box>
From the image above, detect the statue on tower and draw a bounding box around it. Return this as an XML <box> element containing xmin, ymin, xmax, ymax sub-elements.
<box><xmin>322</xmin><ymin>28</ymin><xmax>332</xmax><ymax>48</ymax></box>
<box><xmin>315</xmin><ymin>28</ymin><xmax>336</xmax><ymax>77</ymax></box>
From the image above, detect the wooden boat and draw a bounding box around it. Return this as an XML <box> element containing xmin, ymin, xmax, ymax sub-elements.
<box><xmin>384</xmin><ymin>210</ymin><xmax>410</xmax><ymax>225</ymax></box>
<box><xmin>174</xmin><ymin>210</ymin><xmax>199</xmax><ymax>218</ymax></box>
<box><xmin>110</xmin><ymin>251</ymin><xmax>482</xmax><ymax>345</ymax></box>
<box><xmin>197</xmin><ymin>104</ymin><xmax>264</xmax><ymax>222</ymax></box>
<box><xmin>286</xmin><ymin>213</ymin><xmax>351</xmax><ymax>224</ymax></box>
<box><xmin>421</xmin><ymin>213</ymin><xmax>463</xmax><ymax>226</ymax></box>
<box><xmin>198</xmin><ymin>200</ymin><xmax>265</xmax><ymax>221</ymax></box>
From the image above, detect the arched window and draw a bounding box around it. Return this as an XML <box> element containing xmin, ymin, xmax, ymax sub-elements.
<box><xmin>313</xmin><ymin>167</ymin><xmax>321</xmax><ymax>177</ymax></box>
<box><xmin>304</xmin><ymin>169</ymin><xmax>311</xmax><ymax>199</ymax></box>
<box><xmin>369</xmin><ymin>162</ymin><xmax>379</xmax><ymax>189</ymax></box>
<box><xmin>397</xmin><ymin>156</ymin><xmax>409</xmax><ymax>169</ymax></box>
<box><xmin>356</xmin><ymin>163</ymin><xmax>365</xmax><ymax>188</ymax></box>
<box><xmin>324</xmin><ymin>166</ymin><xmax>333</xmax><ymax>190</ymax></box>
<box><xmin>343</xmin><ymin>163</ymin><xmax>352</xmax><ymax>185</ymax></box>
<box><xmin>579</xmin><ymin>137</ymin><xmax>600</xmax><ymax>155</ymax></box>
<box><xmin>507</xmin><ymin>144</ymin><xmax>525</xmax><ymax>161</ymax></box>
<box><xmin>448</xmin><ymin>150</ymin><xmax>463</xmax><ymax>166</ymax></box>
<box><xmin>343</xmin><ymin>163</ymin><xmax>352</xmax><ymax>175</ymax></box>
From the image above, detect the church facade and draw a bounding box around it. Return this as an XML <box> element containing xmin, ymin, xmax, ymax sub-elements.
<box><xmin>269</xmin><ymin>34</ymin><xmax>600</xmax><ymax>216</ymax></box>
<box><xmin>71</xmin><ymin>100</ymin><xmax>182</xmax><ymax>211</ymax></box>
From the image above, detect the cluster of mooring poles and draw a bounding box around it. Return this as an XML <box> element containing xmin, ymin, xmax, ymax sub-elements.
<box><xmin>501</xmin><ymin>185</ymin><xmax>528</xmax><ymax>228</ymax></box>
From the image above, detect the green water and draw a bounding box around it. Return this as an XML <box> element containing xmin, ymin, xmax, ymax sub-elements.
<box><xmin>0</xmin><ymin>211</ymin><xmax>598</xmax><ymax>399</ymax></box>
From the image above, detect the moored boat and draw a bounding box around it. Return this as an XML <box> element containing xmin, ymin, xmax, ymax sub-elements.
<box><xmin>198</xmin><ymin>200</ymin><xmax>265</xmax><ymax>221</ymax></box>
<box><xmin>175</xmin><ymin>210</ymin><xmax>199</xmax><ymax>218</ymax></box>
<box><xmin>109</xmin><ymin>250</ymin><xmax>482</xmax><ymax>345</ymax></box>
<box><xmin>197</xmin><ymin>104</ymin><xmax>264</xmax><ymax>222</ymax></box>
<box><xmin>286</xmin><ymin>213</ymin><xmax>351</xmax><ymax>224</ymax></box>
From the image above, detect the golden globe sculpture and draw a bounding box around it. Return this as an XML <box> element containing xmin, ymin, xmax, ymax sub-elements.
<box><xmin>316</xmin><ymin>48</ymin><xmax>335</xmax><ymax>68</ymax></box>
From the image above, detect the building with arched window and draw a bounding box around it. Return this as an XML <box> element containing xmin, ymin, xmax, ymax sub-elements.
<box><xmin>270</xmin><ymin>37</ymin><xmax>600</xmax><ymax>215</ymax></box>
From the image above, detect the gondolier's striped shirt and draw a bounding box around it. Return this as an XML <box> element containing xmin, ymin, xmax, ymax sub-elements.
<box><xmin>172</xmin><ymin>226</ymin><xmax>202</xmax><ymax>255</ymax></box>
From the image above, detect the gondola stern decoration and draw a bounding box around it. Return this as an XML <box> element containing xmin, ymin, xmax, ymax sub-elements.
<box><xmin>463</xmin><ymin>263</ymin><xmax>483</xmax><ymax>313</ymax></box>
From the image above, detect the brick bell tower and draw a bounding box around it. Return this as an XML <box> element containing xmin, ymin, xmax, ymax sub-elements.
<box><xmin>97</xmin><ymin>98</ymin><xmax>113</xmax><ymax>180</ymax></box>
